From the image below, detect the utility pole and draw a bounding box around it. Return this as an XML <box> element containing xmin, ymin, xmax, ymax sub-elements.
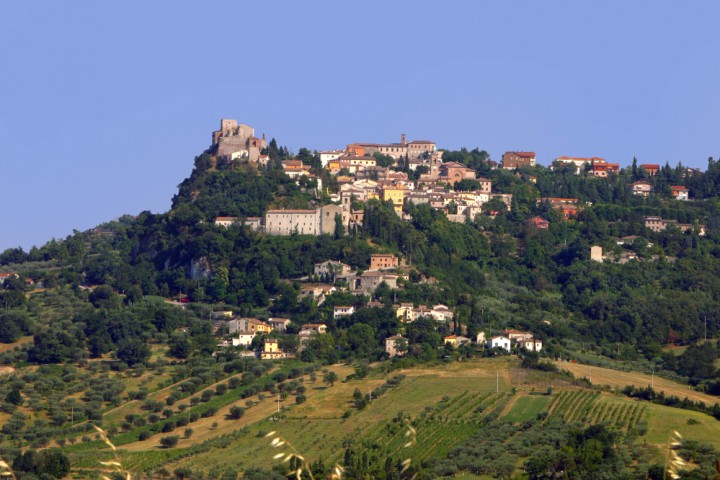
<box><xmin>589</xmin><ymin>366</ymin><xmax>592</xmax><ymax>383</ymax></box>
<box><xmin>496</xmin><ymin>371</ymin><xmax>499</xmax><ymax>393</ymax></box>
<box><xmin>651</xmin><ymin>367</ymin><xmax>654</xmax><ymax>390</ymax></box>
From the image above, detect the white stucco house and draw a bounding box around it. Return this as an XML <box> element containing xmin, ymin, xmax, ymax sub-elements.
<box><xmin>487</xmin><ymin>336</ymin><xmax>511</xmax><ymax>353</ymax></box>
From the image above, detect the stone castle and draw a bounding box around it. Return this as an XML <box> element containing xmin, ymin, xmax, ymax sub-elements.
<box><xmin>211</xmin><ymin>119</ymin><xmax>268</xmax><ymax>162</ymax></box>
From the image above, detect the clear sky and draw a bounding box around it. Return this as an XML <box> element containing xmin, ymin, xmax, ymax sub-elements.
<box><xmin>1</xmin><ymin>1</ymin><xmax>719</xmax><ymax>251</ymax></box>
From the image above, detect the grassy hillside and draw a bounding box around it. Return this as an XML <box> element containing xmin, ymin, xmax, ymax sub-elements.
<box><xmin>58</xmin><ymin>358</ymin><xmax>720</xmax><ymax>479</ymax></box>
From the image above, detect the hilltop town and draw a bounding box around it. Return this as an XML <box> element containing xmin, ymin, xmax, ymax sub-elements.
<box><xmin>2</xmin><ymin>118</ymin><xmax>720</xmax><ymax>479</ymax></box>
<box><xmin>210</xmin><ymin>118</ymin><xmax>706</xmax><ymax>259</ymax></box>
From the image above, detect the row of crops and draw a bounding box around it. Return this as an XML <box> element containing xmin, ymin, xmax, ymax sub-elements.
<box><xmin>358</xmin><ymin>390</ymin><xmax>511</xmax><ymax>464</ymax></box>
<box><xmin>547</xmin><ymin>390</ymin><xmax>647</xmax><ymax>430</ymax></box>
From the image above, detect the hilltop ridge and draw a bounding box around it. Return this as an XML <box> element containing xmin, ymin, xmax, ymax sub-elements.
<box><xmin>1</xmin><ymin>119</ymin><xmax>720</xmax><ymax>478</ymax></box>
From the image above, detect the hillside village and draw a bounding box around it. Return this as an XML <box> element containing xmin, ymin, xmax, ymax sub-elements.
<box><xmin>211</xmin><ymin>118</ymin><xmax>705</xmax><ymax>239</ymax></box>
<box><xmin>211</xmin><ymin>250</ymin><xmax>542</xmax><ymax>361</ymax></box>
<box><xmin>199</xmin><ymin>118</ymin><xmax>706</xmax><ymax>360</ymax></box>
<box><xmin>3</xmin><ymin>117</ymin><xmax>720</xmax><ymax>480</ymax></box>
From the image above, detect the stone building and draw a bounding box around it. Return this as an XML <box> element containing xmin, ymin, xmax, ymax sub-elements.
<box><xmin>439</xmin><ymin>162</ymin><xmax>477</xmax><ymax>186</ymax></box>
<box><xmin>347</xmin><ymin>134</ymin><xmax>436</xmax><ymax>161</ymax></box>
<box><xmin>211</xmin><ymin>119</ymin><xmax>267</xmax><ymax>162</ymax></box>
<box><xmin>502</xmin><ymin>151</ymin><xmax>536</xmax><ymax>170</ymax></box>
<box><xmin>265</xmin><ymin>210</ymin><xmax>321</xmax><ymax>235</ymax></box>
<box><xmin>385</xmin><ymin>335</ymin><xmax>407</xmax><ymax>357</ymax></box>
<box><xmin>407</xmin><ymin>139</ymin><xmax>437</xmax><ymax>160</ymax></box>
<box><xmin>264</xmin><ymin>205</ymin><xmax>343</xmax><ymax>236</ymax></box>
<box><xmin>370</xmin><ymin>253</ymin><xmax>398</xmax><ymax>270</ymax></box>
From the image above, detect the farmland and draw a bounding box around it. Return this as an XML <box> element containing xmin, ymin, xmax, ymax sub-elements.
<box><xmin>74</xmin><ymin>357</ymin><xmax>720</xmax><ymax>478</ymax></box>
<box><xmin>555</xmin><ymin>361</ymin><xmax>719</xmax><ymax>405</ymax></box>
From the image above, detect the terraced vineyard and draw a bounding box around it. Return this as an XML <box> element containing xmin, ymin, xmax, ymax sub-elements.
<box><xmin>358</xmin><ymin>391</ymin><xmax>511</xmax><ymax>464</ymax></box>
<box><xmin>546</xmin><ymin>389</ymin><xmax>647</xmax><ymax>431</ymax></box>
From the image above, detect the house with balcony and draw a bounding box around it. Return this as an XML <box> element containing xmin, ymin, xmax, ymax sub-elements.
<box><xmin>260</xmin><ymin>339</ymin><xmax>286</xmax><ymax>360</ymax></box>
<box><xmin>631</xmin><ymin>180</ymin><xmax>653</xmax><ymax>197</ymax></box>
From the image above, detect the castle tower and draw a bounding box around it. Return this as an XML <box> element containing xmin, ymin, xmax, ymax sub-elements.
<box><xmin>401</xmin><ymin>133</ymin><xmax>407</xmax><ymax>145</ymax></box>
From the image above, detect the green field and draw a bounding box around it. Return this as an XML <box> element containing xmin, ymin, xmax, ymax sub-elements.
<box><xmin>503</xmin><ymin>394</ymin><xmax>552</xmax><ymax>423</ymax></box>
<box><xmin>21</xmin><ymin>356</ymin><xmax>715</xmax><ymax>478</ymax></box>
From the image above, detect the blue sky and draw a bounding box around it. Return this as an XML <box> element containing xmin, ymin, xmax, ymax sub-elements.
<box><xmin>1</xmin><ymin>1</ymin><xmax>719</xmax><ymax>250</ymax></box>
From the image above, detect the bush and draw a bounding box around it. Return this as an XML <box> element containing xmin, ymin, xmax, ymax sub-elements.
<box><xmin>201</xmin><ymin>407</ymin><xmax>217</xmax><ymax>418</ymax></box>
<box><xmin>229</xmin><ymin>406</ymin><xmax>245</xmax><ymax>419</ymax></box>
<box><xmin>138</xmin><ymin>431</ymin><xmax>151</xmax><ymax>441</ymax></box>
<box><xmin>160</xmin><ymin>435</ymin><xmax>179</xmax><ymax>448</ymax></box>
<box><xmin>296</xmin><ymin>394</ymin><xmax>307</xmax><ymax>404</ymax></box>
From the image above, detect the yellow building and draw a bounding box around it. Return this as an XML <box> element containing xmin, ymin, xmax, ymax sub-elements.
<box><xmin>395</xmin><ymin>303</ymin><xmax>414</xmax><ymax>322</ymax></box>
<box><xmin>261</xmin><ymin>339</ymin><xmax>285</xmax><ymax>360</ymax></box>
<box><xmin>382</xmin><ymin>185</ymin><xmax>406</xmax><ymax>214</ymax></box>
